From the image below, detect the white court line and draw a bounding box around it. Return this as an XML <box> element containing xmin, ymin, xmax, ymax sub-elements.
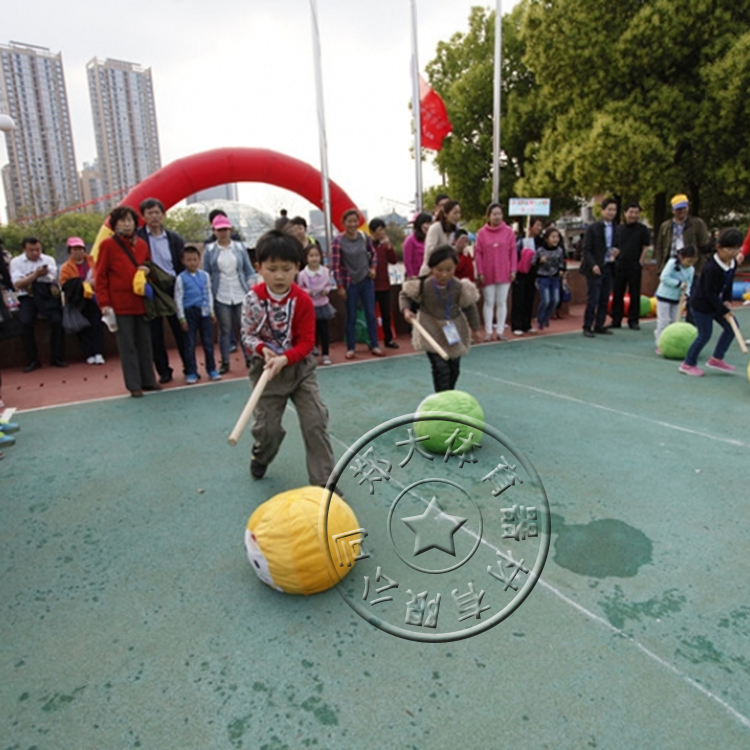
<box><xmin>19</xmin><ymin>392</ymin><xmax>132</xmax><ymax>413</ymax></box>
<box><xmin>325</xmin><ymin>427</ymin><xmax>750</xmax><ymax>730</ymax></box>
<box><xmin>463</xmin><ymin>368</ymin><xmax>750</xmax><ymax>449</ymax></box>
<box><xmin>17</xmin><ymin>376</ymin><xmax>250</xmax><ymax>414</ymax></box>
<box><xmin>540</xmin><ymin>340</ymin><xmax>660</xmax><ymax>362</ymax></box>
<box><xmin>15</xmin><ymin>353</ymin><xmax>407</xmax><ymax>414</ymax></box>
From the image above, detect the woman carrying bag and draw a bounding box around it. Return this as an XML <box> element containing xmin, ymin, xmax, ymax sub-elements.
<box><xmin>95</xmin><ymin>206</ymin><xmax>160</xmax><ymax>397</ymax></box>
<box><xmin>202</xmin><ymin>215</ymin><xmax>257</xmax><ymax>374</ymax></box>
<box><xmin>60</xmin><ymin>236</ymin><xmax>105</xmax><ymax>364</ymax></box>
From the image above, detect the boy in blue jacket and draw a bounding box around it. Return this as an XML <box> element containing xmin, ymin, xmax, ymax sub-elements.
<box><xmin>680</xmin><ymin>228</ymin><xmax>743</xmax><ymax>376</ymax></box>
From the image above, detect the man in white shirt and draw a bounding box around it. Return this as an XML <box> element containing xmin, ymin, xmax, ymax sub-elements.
<box><xmin>9</xmin><ymin>237</ymin><xmax>67</xmax><ymax>372</ymax></box>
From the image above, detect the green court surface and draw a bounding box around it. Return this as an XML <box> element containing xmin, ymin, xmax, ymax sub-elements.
<box><xmin>2</xmin><ymin>315</ymin><xmax>750</xmax><ymax>749</ymax></box>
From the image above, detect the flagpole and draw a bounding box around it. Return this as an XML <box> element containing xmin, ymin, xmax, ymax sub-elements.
<box><xmin>492</xmin><ymin>0</ymin><xmax>502</xmax><ymax>203</ymax></box>
<box><xmin>410</xmin><ymin>0</ymin><xmax>423</xmax><ymax>213</ymax></box>
<box><xmin>309</xmin><ymin>0</ymin><xmax>333</xmax><ymax>263</ymax></box>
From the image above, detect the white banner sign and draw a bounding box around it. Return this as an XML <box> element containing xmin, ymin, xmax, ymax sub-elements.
<box><xmin>508</xmin><ymin>198</ymin><xmax>551</xmax><ymax>216</ymax></box>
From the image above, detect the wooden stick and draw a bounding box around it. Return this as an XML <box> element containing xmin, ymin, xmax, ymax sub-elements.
<box><xmin>727</xmin><ymin>314</ymin><xmax>748</xmax><ymax>355</ymax></box>
<box><xmin>411</xmin><ymin>317</ymin><xmax>450</xmax><ymax>361</ymax></box>
<box><xmin>228</xmin><ymin>369</ymin><xmax>271</xmax><ymax>446</ymax></box>
<box><xmin>678</xmin><ymin>289</ymin><xmax>687</xmax><ymax>318</ymax></box>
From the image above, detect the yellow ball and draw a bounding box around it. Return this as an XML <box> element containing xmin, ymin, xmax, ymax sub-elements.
<box><xmin>245</xmin><ymin>486</ymin><xmax>359</xmax><ymax>595</ymax></box>
<box><xmin>650</xmin><ymin>297</ymin><xmax>657</xmax><ymax>316</ymax></box>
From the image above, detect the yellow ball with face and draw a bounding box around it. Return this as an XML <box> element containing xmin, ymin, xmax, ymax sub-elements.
<box><xmin>245</xmin><ymin>486</ymin><xmax>360</xmax><ymax>595</ymax></box>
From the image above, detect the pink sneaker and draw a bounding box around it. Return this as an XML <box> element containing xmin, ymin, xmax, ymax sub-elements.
<box><xmin>679</xmin><ymin>362</ymin><xmax>704</xmax><ymax>377</ymax></box>
<box><xmin>706</xmin><ymin>357</ymin><xmax>736</xmax><ymax>373</ymax></box>
<box><xmin>655</xmin><ymin>347</ymin><xmax>662</xmax><ymax>356</ymax></box>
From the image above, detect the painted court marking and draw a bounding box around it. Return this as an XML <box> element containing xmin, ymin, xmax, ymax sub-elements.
<box><xmin>463</xmin><ymin>368</ymin><xmax>750</xmax><ymax>449</ymax></box>
<box><xmin>540</xmin><ymin>340</ymin><xmax>662</xmax><ymax>362</ymax></box>
<box><xmin>325</xmin><ymin>426</ymin><xmax>750</xmax><ymax>730</ymax></box>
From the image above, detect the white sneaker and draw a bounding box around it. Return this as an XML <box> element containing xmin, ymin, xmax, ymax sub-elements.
<box><xmin>86</xmin><ymin>356</ymin><xmax>97</xmax><ymax>365</ymax></box>
<box><xmin>94</xmin><ymin>354</ymin><xmax>105</xmax><ymax>364</ymax></box>
<box><xmin>512</xmin><ymin>330</ymin><xmax>523</xmax><ymax>336</ymax></box>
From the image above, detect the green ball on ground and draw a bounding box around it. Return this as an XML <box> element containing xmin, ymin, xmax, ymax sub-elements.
<box><xmin>658</xmin><ymin>322</ymin><xmax>698</xmax><ymax>359</ymax></box>
<box><xmin>414</xmin><ymin>390</ymin><xmax>485</xmax><ymax>454</ymax></box>
<box><xmin>640</xmin><ymin>295</ymin><xmax>652</xmax><ymax>317</ymax></box>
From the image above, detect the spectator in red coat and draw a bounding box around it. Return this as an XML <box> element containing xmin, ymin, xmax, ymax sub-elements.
<box><xmin>369</xmin><ymin>218</ymin><xmax>399</xmax><ymax>349</ymax></box>
<box><xmin>453</xmin><ymin>229</ymin><xmax>475</xmax><ymax>282</ymax></box>
<box><xmin>96</xmin><ymin>206</ymin><xmax>160</xmax><ymax>397</ymax></box>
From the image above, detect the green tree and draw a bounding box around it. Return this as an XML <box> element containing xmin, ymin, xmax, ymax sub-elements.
<box><xmin>519</xmin><ymin>0</ymin><xmax>750</xmax><ymax>227</ymax></box>
<box><xmin>163</xmin><ymin>207</ymin><xmax>209</xmax><ymax>242</ymax></box>
<box><xmin>423</xmin><ymin>2</ymin><xmax>554</xmax><ymax>220</ymax></box>
<box><xmin>385</xmin><ymin>222</ymin><xmax>406</xmax><ymax>260</ymax></box>
<box><xmin>0</xmin><ymin>212</ymin><xmax>107</xmax><ymax>255</ymax></box>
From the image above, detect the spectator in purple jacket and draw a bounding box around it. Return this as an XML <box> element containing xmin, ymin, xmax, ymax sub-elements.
<box><xmin>403</xmin><ymin>212</ymin><xmax>433</xmax><ymax>279</ymax></box>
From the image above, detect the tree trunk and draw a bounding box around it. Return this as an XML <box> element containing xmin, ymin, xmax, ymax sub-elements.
<box><xmin>688</xmin><ymin>182</ymin><xmax>700</xmax><ymax>220</ymax></box>
<box><xmin>653</xmin><ymin>192</ymin><xmax>667</xmax><ymax>233</ymax></box>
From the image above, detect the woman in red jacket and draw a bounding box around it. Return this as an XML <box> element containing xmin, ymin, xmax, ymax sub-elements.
<box><xmin>96</xmin><ymin>206</ymin><xmax>160</xmax><ymax>397</ymax></box>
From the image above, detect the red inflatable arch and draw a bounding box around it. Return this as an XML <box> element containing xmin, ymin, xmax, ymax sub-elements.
<box><xmin>93</xmin><ymin>147</ymin><xmax>361</xmax><ymax>255</ymax></box>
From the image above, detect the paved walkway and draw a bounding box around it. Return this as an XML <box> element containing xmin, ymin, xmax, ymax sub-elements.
<box><xmin>3</xmin><ymin>307</ymin><xmax>586</xmax><ymax>412</ymax></box>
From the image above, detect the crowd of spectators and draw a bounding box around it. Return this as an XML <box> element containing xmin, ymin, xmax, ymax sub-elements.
<box><xmin>1</xmin><ymin>192</ymin><xmax>746</xmax><ymax>405</ymax></box>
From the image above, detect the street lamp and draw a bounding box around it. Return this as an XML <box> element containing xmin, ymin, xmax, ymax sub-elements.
<box><xmin>0</xmin><ymin>114</ymin><xmax>15</xmax><ymax>132</ymax></box>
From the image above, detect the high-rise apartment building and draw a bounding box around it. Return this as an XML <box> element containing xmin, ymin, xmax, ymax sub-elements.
<box><xmin>79</xmin><ymin>160</ymin><xmax>104</xmax><ymax>213</ymax></box>
<box><xmin>87</xmin><ymin>58</ymin><xmax>161</xmax><ymax>210</ymax></box>
<box><xmin>0</xmin><ymin>42</ymin><xmax>80</xmax><ymax>220</ymax></box>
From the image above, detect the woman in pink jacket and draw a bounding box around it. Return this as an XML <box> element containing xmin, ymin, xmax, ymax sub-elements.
<box><xmin>475</xmin><ymin>202</ymin><xmax>517</xmax><ymax>341</ymax></box>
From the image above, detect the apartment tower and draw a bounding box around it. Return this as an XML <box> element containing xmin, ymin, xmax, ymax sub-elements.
<box><xmin>0</xmin><ymin>42</ymin><xmax>80</xmax><ymax>220</ymax></box>
<box><xmin>87</xmin><ymin>58</ymin><xmax>161</xmax><ymax>209</ymax></box>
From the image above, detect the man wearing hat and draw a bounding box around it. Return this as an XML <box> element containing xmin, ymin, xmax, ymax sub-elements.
<box><xmin>653</xmin><ymin>194</ymin><xmax>710</xmax><ymax>271</ymax></box>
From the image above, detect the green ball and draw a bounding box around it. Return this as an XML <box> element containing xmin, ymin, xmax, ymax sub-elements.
<box><xmin>414</xmin><ymin>390</ymin><xmax>485</xmax><ymax>454</ymax></box>
<box><xmin>658</xmin><ymin>322</ymin><xmax>698</xmax><ymax>359</ymax></box>
<box><xmin>639</xmin><ymin>295</ymin><xmax>651</xmax><ymax>317</ymax></box>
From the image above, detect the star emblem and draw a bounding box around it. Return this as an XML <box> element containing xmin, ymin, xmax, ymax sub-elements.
<box><xmin>401</xmin><ymin>497</ymin><xmax>467</xmax><ymax>557</ymax></box>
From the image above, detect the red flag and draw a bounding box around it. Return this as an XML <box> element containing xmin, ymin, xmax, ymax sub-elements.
<box><xmin>419</xmin><ymin>75</ymin><xmax>452</xmax><ymax>151</ymax></box>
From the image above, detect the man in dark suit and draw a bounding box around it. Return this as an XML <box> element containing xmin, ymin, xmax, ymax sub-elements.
<box><xmin>137</xmin><ymin>198</ymin><xmax>189</xmax><ymax>383</ymax></box>
<box><xmin>580</xmin><ymin>198</ymin><xmax>619</xmax><ymax>337</ymax></box>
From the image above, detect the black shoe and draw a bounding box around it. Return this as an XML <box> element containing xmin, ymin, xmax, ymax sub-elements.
<box><xmin>628</xmin><ymin>323</ymin><xmax>640</xmax><ymax>330</ymax></box>
<box><xmin>159</xmin><ymin>370</ymin><xmax>173</xmax><ymax>384</ymax></box>
<box><xmin>594</xmin><ymin>327</ymin><xmax>613</xmax><ymax>335</ymax></box>
<box><xmin>582</xmin><ymin>330</ymin><xmax>595</xmax><ymax>338</ymax></box>
<box><xmin>50</xmin><ymin>359</ymin><xmax>69</xmax><ymax>368</ymax></box>
<box><xmin>219</xmin><ymin>361</ymin><xmax>230</xmax><ymax>375</ymax></box>
<box><xmin>250</xmin><ymin>457</ymin><xmax>267</xmax><ymax>479</ymax></box>
<box><xmin>609</xmin><ymin>322</ymin><xmax>622</xmax><ymax>329</ymax></box>
<box><xmin>385</xmin><ymin>341</ymin><xmax>400</xmax><ymax>349</ymax></box>
<box><xmin>23</xmin><ymin>361</ymin><xmax>42</xmax><ymax>373</ymax></box>
<box><xmin>143</xmin><ymin>384</ymin><xmax>162</xmax><ymax>392</ymax></box>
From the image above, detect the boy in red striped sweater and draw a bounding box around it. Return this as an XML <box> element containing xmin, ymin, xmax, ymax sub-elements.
<box><xmin>241</xmin><ymin>230</ymin><xmax>335</xmax><ymax>486</ymax></box>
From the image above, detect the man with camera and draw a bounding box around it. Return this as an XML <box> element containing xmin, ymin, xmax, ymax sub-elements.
<box><xmin>9</xmin><ymin>237</ymin><xmax>67</xmax><ymax>372</ymax></box>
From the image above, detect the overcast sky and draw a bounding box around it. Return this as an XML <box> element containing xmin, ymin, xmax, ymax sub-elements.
<box><xmin>1</xmin><ymin>0</ymin><xmax>518</xmax><ymax>225</ymax></box>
